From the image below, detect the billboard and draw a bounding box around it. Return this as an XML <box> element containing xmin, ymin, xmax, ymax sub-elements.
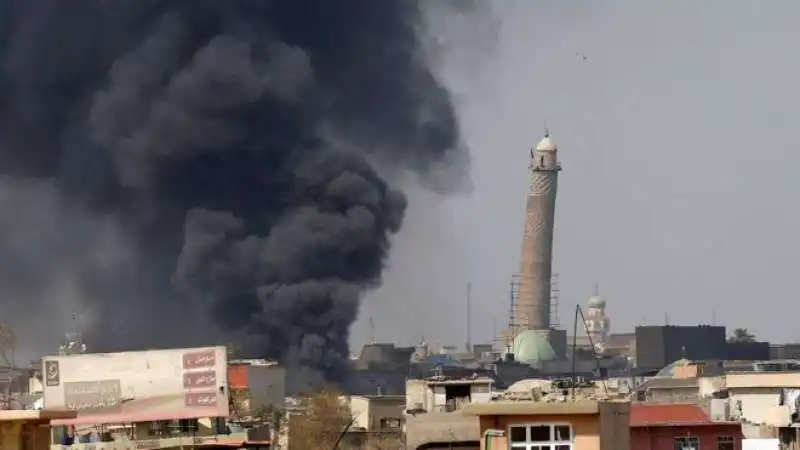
<box><xmin>43</xmin><ymin>346</ymin><xmax>228</xmax><ymax>425</ymax></box>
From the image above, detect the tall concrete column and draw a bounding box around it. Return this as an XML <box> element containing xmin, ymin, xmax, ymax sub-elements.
<box><xmin>515</xmin><ymin>132</ymin><xmax>561</xmax><ymax>331</ymax></box>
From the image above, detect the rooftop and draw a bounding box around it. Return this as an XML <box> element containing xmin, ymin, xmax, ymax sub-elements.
<box><xmin>423</xmin><ymin>376</ymin><xmax>494</xmax><ymax>385</ymax></box>
<box><xmin>0</xmin><ymin>409</ymin><xmax>77</xmax><ymax>423</ymax></box>
<box><xmin>462</xmin><ymin>401</ymin><xmax>603</xmax><ymax>416</ymax></box>
<box><xmin>629</xmin><ymin>404</ymin><xmax>719</xmax><ymax>427</ymax></box>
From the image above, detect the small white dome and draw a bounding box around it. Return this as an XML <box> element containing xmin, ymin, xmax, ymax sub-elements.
<box><xmin>587</xmin><ymin>295</ymin><xmax>606</xmax><ymax>309</ymax></box>
<box><xmin>535</xmin><ymin>134</ymin><xmax>557</xmax><ymax>152</ymax></box>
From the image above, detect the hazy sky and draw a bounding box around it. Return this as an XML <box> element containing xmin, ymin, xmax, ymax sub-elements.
<box><xmin>353</xmin><ymin>0</ymin><xmax>800</xmax><ymax>350</ymax></box>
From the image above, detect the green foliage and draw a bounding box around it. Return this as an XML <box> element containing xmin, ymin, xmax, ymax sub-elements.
<box><xmin>728</xmin><ymin>328</ymin><xmax>756</xmax><ymax>343</ymax></box>
<box><xmin>288</xmin><ymin>390</ymin><xmax>352</xmax><ymax>450</ymax></box>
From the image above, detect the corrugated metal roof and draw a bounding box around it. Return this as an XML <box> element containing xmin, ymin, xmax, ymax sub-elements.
<box><xmin>629</xmin><ymin>403</ymin><xmax>712</xmax><ymax>427</ymax></box>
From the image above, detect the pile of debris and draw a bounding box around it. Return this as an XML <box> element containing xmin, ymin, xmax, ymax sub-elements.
<box><xmin>496</xmin><ymin>377</ymin><xmax>623</xmax><ymax>403</ymax></box>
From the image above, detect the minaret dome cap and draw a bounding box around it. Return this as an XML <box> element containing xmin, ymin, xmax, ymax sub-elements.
<box><xmin>587</xmin><ymin>284</ymin><xmax>605</xmax><ymax>308</ymax></box>
<box><xmin>535</xmin><ymin>133</ymin><xmax>558</xmax><ymax>152</ymax></box>
<box><xmin>587</xmin><ymin>295</ymin><xmax>606</xmax><ymax>309</ymax></box>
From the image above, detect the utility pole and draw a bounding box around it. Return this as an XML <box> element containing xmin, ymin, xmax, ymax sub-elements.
<box><xmin>368</xmin><ymin>317</ymin><xmax>376</xmax><ymax>345</ymax></box>
<box><xmin>465</xmin><ymin>283</ymin><xmax>472</xmax><ymax>353</ymax></box>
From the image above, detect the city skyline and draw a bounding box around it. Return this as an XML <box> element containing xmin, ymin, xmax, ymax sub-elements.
<box><xmin>355</xmin><ymin>1</ymin><xmax>800</xmax><ymax>350</ymax></box>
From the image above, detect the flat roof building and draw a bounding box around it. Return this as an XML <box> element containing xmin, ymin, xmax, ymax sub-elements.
<box><xmin>462</xmin><ymin>400</ymin><xmax>630</xmax><ymax>450</ymax></box>
<box><xmin>0</xmin><ymin>410</ymin><xmax>77</xmax><ymax>450</ymax></box>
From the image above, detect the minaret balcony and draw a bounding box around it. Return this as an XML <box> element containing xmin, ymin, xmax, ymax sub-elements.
<box><xmin>530</xmin><ymin>163</ymin><xmax>562</xmax><ymax>172</ymax></box>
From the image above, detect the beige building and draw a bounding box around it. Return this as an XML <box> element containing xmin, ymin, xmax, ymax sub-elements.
<box><xmin>461</xmin><ymin>400</ymin><xmax>630</xmax><ymax>450</ymax></box>
<box><xmin>405</xmin><ymin>412</ymin><xmax>479</xmax><ymax>450</ymax></box>
<box><xmin>406</xmin><ymin>377</ymin><xmax>493</xmax><ymax>413</ymax></box>
<box><xmin>0</xmin><ymin>410</ymin><xmax>77</xmax><ymax>450</ymax></box>
<box><xmin>347</xmin><ymin>395</ymin><xmax>405</xmax><ymax>431</ymax></box>
<box><xmin>725</xmin><ymin>371</ymin><xmax>800</xmax><ymax>426</ymax></box>
<box><xmin>404</xmin><ymin>376</ymin><xmax>491</xmax><ymax>449</ymax></box>
<box><xmin>333</xmin><ymin>395</ymin><xmax>404</xmax><ymax>450</ymax></box>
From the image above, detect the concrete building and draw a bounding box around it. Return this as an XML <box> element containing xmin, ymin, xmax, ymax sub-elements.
<box><xmin>635</xmin><ymin>326</ymin><xmax>727</xmax><ymax>370</ymax></box>
<box><xmin>462</xmin><ymin>400</ymin><xmax>631</xmax><ymax>450</ymax></box>
<box><xmin>629</xmin><ymin>403</ymin><xmax>742</xmax><ymax>450</ymax></box>
<box><xmin>724</xmin><ymin>372</ymin><xmax>800</xmax><ymax>426</ymax></box>
<box><xmin>405</xmin><ymin>412</ymin><xmax>479</xmax><ymax>450</ymax></box>
<box><xmin>404</xmin><ymin>373</ymin><xmax>493</xmax><ymax>449</ymax></box>
<box><xmin>347</xmin><ymin>394</ymin><xmax>405</xmax><ymax>431</ymax></box>
<box><xmin>227</xmin><ymin>359</ymin><xmax>286</xmax><ymax>416</ymax></box>
<box><xmin>770</xmin><ymin>344</ymin><xmax>800</xmax><ymax>360</ymax></box>
<box><xmin>0</xmin><ymin>410</ymin><xmax>77</xmax><ymax>450</ymax></box>
<box><xmin>343</xmin><ymin>395</ymin><xmax>405</xmax><ymax>449</ymax></box>
<box><xmin>406</xmin><ymin>375</ymin><xmax>494</xmax><ymax>414</ymax></box>
<box><xmin>42</xmin><ymin>347</ymin><xmax>233</xmax><ymax>449</ymax></box>
<box><xmin>501</xmin><ymin>131</ymin><xmax>567</xmax><ymax>363</ymax></box>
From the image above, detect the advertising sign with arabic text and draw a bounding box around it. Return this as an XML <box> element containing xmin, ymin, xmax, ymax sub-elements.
<box><xmin>42</xmin><ymin>346</ymin><xmax>228</xmax><ymax>425</ymax></box>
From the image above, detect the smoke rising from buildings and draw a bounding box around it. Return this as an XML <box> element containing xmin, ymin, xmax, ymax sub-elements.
<box><xmin>0</xmin><ymin>0</ymin><xmax>468</xmax><ymax>385</ymax></box>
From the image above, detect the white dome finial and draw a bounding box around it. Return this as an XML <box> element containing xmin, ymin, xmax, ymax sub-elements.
<box><xmin>535</xmin><ymin>131</ymin><xmax>557</xmax><ymax>152</ymax></box>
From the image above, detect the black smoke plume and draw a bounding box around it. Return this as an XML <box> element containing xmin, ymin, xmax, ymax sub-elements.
<box><xmin>0</xmin><ymin>0</ymin><xmax>468</xmax><ymax>387</ymax></box>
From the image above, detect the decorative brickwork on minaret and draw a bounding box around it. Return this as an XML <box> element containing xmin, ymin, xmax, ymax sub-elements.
<box><xmin>514</xmin><ymin>132</ymin><xmax>561</xmax><ymax>332</ymax></box>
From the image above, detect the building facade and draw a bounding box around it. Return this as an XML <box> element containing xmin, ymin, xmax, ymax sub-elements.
<box><xmin>406</xmin><ymin>376</ymin><xmax>493</xmax><ymax>414</ymax></box>
<box><xmin>635</xmin><ymin>325</ymin><xmax>727</xmax><ymax>370</ymax></box>
<box><xmin>629</xmin><ymin>403</ymin><xmax>742</xmax><ymax>450</ymax></box>
<box><xmin>462</xmin><ymin>400</ymin><xmax>631</xmax><ymax>450</ymax></box>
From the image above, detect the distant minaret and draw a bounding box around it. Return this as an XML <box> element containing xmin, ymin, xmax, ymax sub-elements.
<box><xmin>515</xmin><ymin>130</ymin><xmax>561</xmax><ymax>331</ymax></box>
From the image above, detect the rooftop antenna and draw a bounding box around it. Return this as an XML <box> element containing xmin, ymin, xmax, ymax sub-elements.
<box><xmin>543</xmin><ymin>119</ymin><xmax>550</xmax><ymax>137</ymax></box>
<box><xmin>465</xmin><ymin>283</ymin><xmax>472</xmax><ymax>353</ymax></box>
<box><xmin>664</xmin><ymin>311</ymin><xmax>670</xmax><ymax>326</ymax></box>
<box><xmin>368</xmin><ymin>317</ymin><xmax>376</xmax><ymax>345</ymax></box>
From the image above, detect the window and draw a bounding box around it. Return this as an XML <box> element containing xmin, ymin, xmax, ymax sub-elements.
<box><xmin>508</xmin><ymin>424</ymin><xmax>572</xmax><ymax>450</ymax></box>
<box><xmin>148</xmin><ymin>421</ymin><xmax>168</xmax><ymax>437</ymax></box>
<box><xmin>177</xmin><ymin>419</ymin><xmax>198</xmax><ymax>433</ymax></box>
<box><xmin>717</xmin><ymin>436</ymin><xmax>735</xmax><ymax>450</ymax></box>
<box><xmin>674</xmin><ymin>436</ymin><xmax>699</xmax><ymax>450</ymax></box>
<box><xmin>380</xmin><ymin>417</ymin><xmax>402</xmax><ymax>429</ymax></box>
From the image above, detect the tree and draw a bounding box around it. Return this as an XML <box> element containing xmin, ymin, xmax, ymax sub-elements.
<box><xmin>288</xmin><ymin>390</ymin><xmax>352</xmax><ymax>450</ymax></box>
<box><xmin>728</xmin><ymin>328</ymin><xmax>756</xmax><ymax>343</ymax></box>
<box><xmin>229</xmin><ymin>387</ymin><xmax>251</xmax><ymax>417</ymax></box>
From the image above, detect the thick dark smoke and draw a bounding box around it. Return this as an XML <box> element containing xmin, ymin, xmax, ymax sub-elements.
<box><xmin>0</xmin><ymin>0</ymin><xmax>468</xmax><ymax>387</ymax></box>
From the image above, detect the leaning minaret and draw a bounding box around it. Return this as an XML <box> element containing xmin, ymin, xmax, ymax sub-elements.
<box><xmin>515</xmin><ymin>131</ymin><xmax>561</xmax><ymax>331</ymax></box>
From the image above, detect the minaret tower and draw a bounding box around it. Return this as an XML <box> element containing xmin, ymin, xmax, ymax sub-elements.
<box><xmin>515</xmin><ymin>130</ymin><xmax>561</xmax><ymax>331</ymax></box>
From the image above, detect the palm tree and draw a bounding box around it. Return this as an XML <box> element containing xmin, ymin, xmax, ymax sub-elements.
<box><xmin>728</xmin><ymin>328</ymin><xmax>756</xmax><ymax>343</ymax></box>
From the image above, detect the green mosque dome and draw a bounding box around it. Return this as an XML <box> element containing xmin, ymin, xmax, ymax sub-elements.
<box><xmin>513</xmin><ymin>330</ymin><xmax>556</xmax><ymax>368</ymax></box>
